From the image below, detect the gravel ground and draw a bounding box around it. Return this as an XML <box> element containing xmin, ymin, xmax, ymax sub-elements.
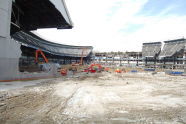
<box><xmin>0</xmin><ymin>72</ymin><xmax>186</xmax><ymax>124</ymax></box>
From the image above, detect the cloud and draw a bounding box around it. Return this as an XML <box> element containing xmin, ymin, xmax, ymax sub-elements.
<box><xmin>36</xmin><ymin>0</ymin><xmax>186</xmax><ymax>52</ymax></box>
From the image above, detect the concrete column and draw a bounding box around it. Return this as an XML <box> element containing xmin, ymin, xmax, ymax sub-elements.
<box><xmin>70</xmin><ymin>58</ymin><xmax>72</xmax><ymax>64</ymax></box>
<box><xmin>119</xmin><ymin>55</ymin><xmax>121</xmax><ymax>66</ymax></box>
<box><xmin>145</xmin><ymin>57</ymin><xmax>147</xmax><ymax>66</ymax></box>
<box><xmin>136</xmin><ymin>53</ymin><xmax>139</xmax><ymax>66</ymax></box>
<box><xmin>0</xmin><ymin>0</ymin><xmax>11</xmax><ymax>38</ymax></box>
<box><xmin>106</xmin><ymin>54</ymin><xmax>108</xmax><ymax>64</ymax></box>
<box><xmin>0</xmin><ymin>0</ymin><xmax>22</xmax><ymax>80</ymax></box>
<box><xmin>112</xmin><ymin>54</ymin><xmax>115</xmax><ymax>65</ymax></box>
<box><xmin>99</xmin><ymin>56</ymin><xmax>101</xmax><ymax>63</ymax></box>
<box><xmin>164</xmin><ymin>57</ymin><xmax>167</xmax><ymax>69</ymax></box>
<box><xmin>183</xmin><ymin>52</ymin><xmax>186</xmax><ymax>64</ymax></box>
<box><xmin>101</xmin><ymin>54</ymin><xmax>103</xmax><ymax>64</ymax></box>
<box><xmin>184</xmin><ymin>52</ymin><xmax>186</xmax><ymax>73</ymax></box>
<box><xmin>154</xmin><ymin>57</ymin><xmax>156</xmax><ymax>68</ymax></box>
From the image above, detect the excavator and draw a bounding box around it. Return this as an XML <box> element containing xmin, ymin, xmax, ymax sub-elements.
<box><xmin>35</xmin><ymin>49</ymin><xmax>51</xmax><ymax>72</ymax></box>
<box><xmin>67</xmin><ymin>48</ymin><xmax>87</xmax><ymax>75</ymax></box>
<box><xmin>35</xmin><ymin>49</ymin><xmax>48</xmax><ymax>63</ymax></box>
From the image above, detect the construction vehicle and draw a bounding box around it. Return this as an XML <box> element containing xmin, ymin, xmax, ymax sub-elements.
<box><xmin>35</xmin><ymin>49</ymin><xmax>51</xmax><ymax>72</ymax></box>
<box><xmin>35</xmin><ymin>49</ymin><xmax>49</xmax><ymax>63</ymax></box>
<box><xmin>84</xmin><ymin>64</ymin><xmax>102</xmax><ymax>73</ymax></box>
<box><xmin>80</xmin><ymin>48</ymin><xmax>87</xmax><ymax>65</ymax></box>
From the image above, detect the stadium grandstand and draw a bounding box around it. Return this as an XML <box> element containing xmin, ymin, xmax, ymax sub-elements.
<box><xmin>142</xmin><ymin>39</ymin><xmax>186</xmax><ymax>69</ymax></box>
<box><xmin>142</xmin><ymin>42</ymin><xmax>162</xmax><ymax>67</ymax></box>
<box><xmin>159</xmin><ymin>38</ymin><xmax>186</xmax><ymax>69</ymax></box>
<box><xmin>159</xmin><ymin>39</ymin><xmax>186</xmax><ymax>57</ymax></box>
<box><xmin>13</xmin><ymin>31</ymin><xmax>93</xmax><ymax>62</ymax></box>
<box><xmin>12</xmin><ymin>31</ymin><xmax>93</xmax><ymax>72</ymax></box>
<box><xmin>142</xmin><ymin>42</ymin><xmax>162</xmax><ymax>58</ymax></box>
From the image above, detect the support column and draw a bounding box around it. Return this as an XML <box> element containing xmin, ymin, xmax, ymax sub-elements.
<box><xmin>112</xmin><ymin>54</ymin><xmax>115</xmax><ymax>65</ymax></box>
<box><xmin>63</xmin><ymin>57</ymin><xmax>66</xmax><ymax>64</ymax></box>
<box><xmin>106</xmin><ymin>54</ymin><xmax>108</xmax><ymax>64</ymax></box>
<box><xmin>163</xmin><ymin>57</ymin><xmax>166</xmax><ymax>68</ymax></box>
<box><xmin>136</xmin><ymin>54</ymin><xmax>139</xmax><ymax>66</ymax></box>
<box><xmin>173</xmin><ymin>56</ymin><xmax>176</xmax><ymax>69</ymax></box>
<box><xmin>0</xmin><ymin>0</ymin><xmax>22</xmax><ymax>80</ymax></box>
<box><xmin>70</xmin><ymin>58</ymin><xmax>72</xmax><ymax>64</ymax></box>
<box><xmin>128</xmin><ymin>55</ymin><xmax>130</xmax><ymax>65</ymax></box>
<box><xmin>184</xmin><ymin>52</ymin><xmax>186</xmax><ymax>73</ymax></box>
<box><xmin>154</xmin><ymin>57</ymin><xmax>156</xmax><ymax>68</ymax></box>
<box><xmin>99</xmin><ymin>56</ymin><xmax>101</xmax><ymax>63</ymax></box>
<box><xmin>119</xmin><ymin>55</ymin><xmax>122</xmax><ymax>66</ymax></box>
<box><xmin>145</xmin><ymin>57</ymin><xmax>147</xmax><ymax>66</ymax></box>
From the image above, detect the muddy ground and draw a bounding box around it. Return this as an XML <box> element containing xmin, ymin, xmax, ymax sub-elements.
<box><xmin>0</xmin><ymin>72</ymin><xmax>186</xmax><ymax>124</ymax></box>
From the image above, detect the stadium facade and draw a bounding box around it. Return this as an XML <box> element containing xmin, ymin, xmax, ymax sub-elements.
<box><xmin>0</xmin><ymin>0</ymin><xmax>93</xmax><ymax>81</ymax></box>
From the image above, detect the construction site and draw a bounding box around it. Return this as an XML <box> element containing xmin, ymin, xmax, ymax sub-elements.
<box><xmin>0</xmin><ymin>0</ymin><xmax>186</xmax><ymax>124</ymax></box>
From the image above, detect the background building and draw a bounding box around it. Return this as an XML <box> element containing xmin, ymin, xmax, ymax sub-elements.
<box><xmin>93</xmin><ymin>52</ymin><xmax>142</xmax><ymax>67</ymax></box>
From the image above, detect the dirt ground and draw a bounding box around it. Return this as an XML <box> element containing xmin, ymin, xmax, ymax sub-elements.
<box><xmin>0</xmin><ymin>72</ymin><xmax>186</xmax><ymax>124</ymax></box>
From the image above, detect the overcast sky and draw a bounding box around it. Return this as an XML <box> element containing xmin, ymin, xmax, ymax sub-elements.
<box><xmin>36</xmin><ymin>0</ymin><xmax>186</xmax><ymax>52</ymax></box>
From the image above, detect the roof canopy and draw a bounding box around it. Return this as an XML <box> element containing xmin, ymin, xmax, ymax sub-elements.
<box><xmin>159</xmin><ymin>39</ymin><xmax>186</xmax><ymax>57</ymax></box>
<box><xmin>142</xmin><ymin>42</ymin><xmax>162</xmax><ymax>57</ymax></box>
<box><xmin>12</xmin><ymin>0</ymin><xmax>73</xmax><ymax>32</ymax></box>
<box><xmin>12</xmin><ymin>31</ymin><xmax>93</xmax><ymax>57</ymax></box>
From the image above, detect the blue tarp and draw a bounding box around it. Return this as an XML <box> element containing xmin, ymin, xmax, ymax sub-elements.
<box><xmin>169</xmin><ymin>71</ymin><xmax>183</xmax><ymax>75</ymax></box>
<box><xmin>144</xmin><ymin>68</ymin><xmax>155</xmax><ymax>71</ymax></box>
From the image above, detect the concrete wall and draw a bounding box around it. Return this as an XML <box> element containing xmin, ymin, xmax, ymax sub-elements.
<box><xmin>0</xmin><ymin>0</ymin><xmax>21</xmax><ymax>80</ymax></box>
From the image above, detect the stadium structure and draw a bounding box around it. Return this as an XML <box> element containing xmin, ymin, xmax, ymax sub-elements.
<box><xmin>93</xmin><ymin>52</ymin><xmax>142</xmax><ymax>66</ymax></box>
<box><xmin>0</xmin><ymin>0</ymin><xmax>93</xmax><ymax>81</ymax></box>
<box><xmin>142</xmin><ymin>42</ymin><xmax>162</xmax><ymax>67</ymax></box>
<box><xmin>142</xmin><ymin>38</ymin><xmax>186</xmax><ymax>69</ymax></box>
<box><xmin>94</xmin><ymin>38</ymin><xmax>186</xmax><ymax>71</ymax></box>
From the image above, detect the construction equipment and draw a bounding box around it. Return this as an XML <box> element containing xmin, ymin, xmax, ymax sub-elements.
<box><xmin>84</xmin><ymin>64</ymin><xmax>102</xmax><ymax>73</ymax></box>
<box><xmin>80</xmin><ymin>48</ymin><xmax>87</xmax><ymax>65</ymax></box>
<box><xmin>35</xmin><ymin>49</ymin><xmax>49</xmax><ymax>63</ymax></box>
<box><xmin>115</xmin><ymin>68</ymin><xmax>122</xmax><ymax>73</ymax></box>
